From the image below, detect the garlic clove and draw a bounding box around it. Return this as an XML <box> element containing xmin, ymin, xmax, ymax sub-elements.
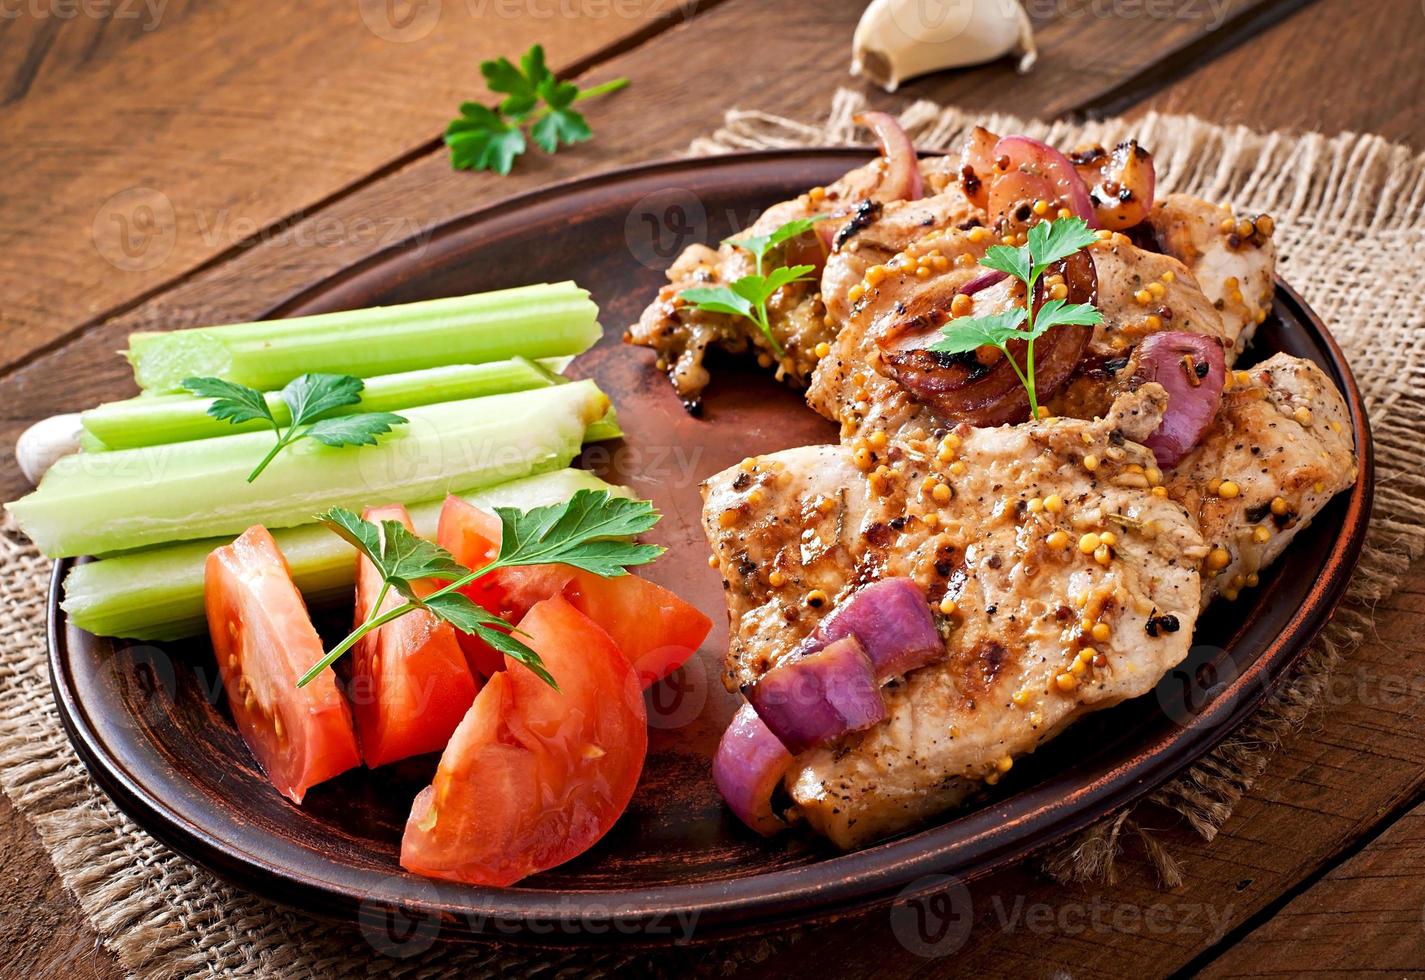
<box><xmin>852</xmin><ymin>0</ymin><xmax>1037</xmax><ymax>93</ymax></box>
<box><xmin>16</xmin><ymin>413</ymin><xmax>84</xmax><ymax>486</ymax></box>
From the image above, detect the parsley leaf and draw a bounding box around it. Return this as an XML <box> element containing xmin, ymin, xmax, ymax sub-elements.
<box><xmin>929</xmin><ymin>216</ymin><xmax>1104</xmax><ymax>419</ymax></box>
<box><xmin>447</xmin><ymin>104</ymin><xmax>528</xmax><ymax>176</ymax></box>
<box><xmin>446</xmin><ymin>44</ymin><xmax>627</xmax><ymax>175</ymax></box>
<box><xmin>726</xmin><ymin>216</ymin><xmax>828</xmax><ymax>272</ymax></box>
<box><xmin>493</xmin><ymin>490</ymin><xmax>663</xmax><ymax>575</ymax></box>
<box><xmin>319</xmin><ymin>507</ymin><xmax>468</xmax><ymax>599</ymax></box>
<box><xmin>305</xmin><ymin>413</ymin><xmax>408</xmax><ymax>448</ymax></box>
<box><xmin>928</xmin><ymin>309</ymin><xmax>1029</xmax><ymax>355</ymax></box>
<box><xmin>1030</xmin><ymin>297</ymin><xmax>1104</xmax><ymax>337</ymax></box>
<box><xmin>300</xmin><ymin>490</ymin><xmax>665</xmax><ymax>690</ymax></box>
<box><xmin>1028</xmin><ymin>218</ymin><xmax>1100</xmax><ymax>279</ymax></box>
<box><xmin>979</xmin><ymin>244</ymin><xmax>1031</xmax><ymax>283</ymax></box>
<box><xmin>681</xmin><ymin>217</ymin><xmax>827</xmax><ymax>359</ymax></box>
<box><xmin>181</xmin><ymin>377</ymin><xmax>275</xmax><ymax>427</ymax></box>
<box><xmin>183</xmin><ymin>373</ymin><xmax>406</xmax><ymax>483</ymax></box>
<box><xmin>677</xmin><ymin>285</ymin><xmax>753</xmax><ymax>320</ymax></box>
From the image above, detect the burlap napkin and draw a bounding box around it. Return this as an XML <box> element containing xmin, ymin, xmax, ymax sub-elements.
<box><xmin>2</xmin><ymin>90</ymin><xmax>1421</xmax><ymax>976</ymax></box>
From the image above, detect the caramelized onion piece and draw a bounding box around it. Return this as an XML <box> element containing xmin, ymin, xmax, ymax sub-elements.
<box><xmin>798</xmin><ymin>578</ymin><xmax>942</xmax><ymax>679</ymax></box>
<box><xmin>743</xmin><ymin>636</ymin><xmax>886</xmax><ymax>754</ymax></box>
<box><xmin>855</xmin><ymin>111</ymin><xmax>924</xmax><ymax>203</ymax></box>
<box><xmin>959</xmin><ymin>125</ymin><xmax>999</xmax><ymax>210</ymax></box>
<box><xmin>1071</xmin><ymin>140</ymin><xmax>1156</xmax><ymax>231</ymax></box>
<box><xmin>876</xmin><ymin>250</ymin><xmax>1098</xmax><ymax>425</ymax></box>
<box><xmin>1130</xmin><ymin>331</ymin><xmax>1226</xmax><ymax>468</ymax></box>
<box><xmin>989</xmin><ymin>135</ymin><xmax>1098</xmax><ymax>229</ymax></box>
<box><xmin>713</xmin><ymin>703</ymin><xmax>795</xmax><ymax>836</ymax></box>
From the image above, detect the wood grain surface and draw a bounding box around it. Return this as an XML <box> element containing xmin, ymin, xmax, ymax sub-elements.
<box><xmin>4</xmin><ymin>0</ymin><xmax>1424</xmax><ymax>974</ymax></box>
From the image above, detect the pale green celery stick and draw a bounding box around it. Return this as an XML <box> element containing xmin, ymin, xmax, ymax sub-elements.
<box><xmin>584</xmin><ymin>405</ymin><xmax>622</xmax><ymax>442</ymax></box>
<box><xmin>78</xmin><ymin>430</ymin><xmax>109</xmax><ymax>453</ymax></box>
<box><xmin>82</xmin><ymin>358</ymin><xmax>559</xmax><ymax>450</ymax></box>
<box><xmin>61</xmin><ymin>469</ymin><xmax>627</xmax><ymax>641</ymax></box>
<box><xmin>125</xmin><ymin>282</ymin><xmax>602</xmax><ymax>394</ymax></box>
<box><xmin>8</xmin><ymin>381</ymin><xmax>609</xmax><ymax>558</ymax></box>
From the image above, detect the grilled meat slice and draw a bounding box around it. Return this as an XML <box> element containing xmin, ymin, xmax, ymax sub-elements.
<box><xmin>809</xmin><ymin>225</ymin><xmax>1233</xmax><ymax>438</ymax></box>
<box><xmin>1166</xmin><ymin>353</ymin><xmax>1356</xmax><ymax>607</ymax></box>
<box><xmin>702</xmin><ymin>387</ymin><xmax>1206</xmax><ymax>847</ymax></box>
<box><xmin>1148</xmin><ymin>194</ymin><xmax>1277</xmax><ymax>360</ymax></box>
<box><xmin>627</xmin><ymin>157</ymin><xmax>962</xmax><ymax>407</ymax></box>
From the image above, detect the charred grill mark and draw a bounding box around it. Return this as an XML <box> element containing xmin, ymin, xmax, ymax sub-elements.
<box><xmin>834</xmin><ymin>199</ymin><xmax>883</xmax><ymax>250</ymax></box>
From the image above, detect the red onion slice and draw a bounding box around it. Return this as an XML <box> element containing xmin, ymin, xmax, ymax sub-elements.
<box><xmin>1130</xmin><ymin>331</ymin><xmax>1227</xmax><ymax>468</ymax></box>
<box><xmin>991</xmin><ymin>135</ymin><xmax>1098</xmax><ymax>228</ymax></box>
<box><xmin>856</xmin><ymin>111</ymin><xmax>923</xmax><ymax>202</ymax></box>
<box><xmin>804</xmin><ymin>578</ymin><xmax>942</xmax><ymax>679</ymax></box>
<box><xmin>712</xmin><ymin>703</ymin><xmax>794</xmax><ymax>836</ymax></box>
<box><xmin>959</xmin><ymin>269</ymin><xmax>1008</xmax><ymax>296</ymax></box>
<box><xmin>744</xmin><ymin>636</ymin><xmax>886</xmax><ymax>754</ymax></box>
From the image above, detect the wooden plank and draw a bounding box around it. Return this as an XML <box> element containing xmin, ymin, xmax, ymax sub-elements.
<box><xmin>0</xmin><ymin>0</ymin><xmax>1292</xmax><ymax>478</ymax></box>
<box><xmin>0</xmin><ymin>792</ymin><xmax>122</xmax><ymax>978</ymax></box>
<box><xmin>1132</xmin><ymin>0</ymin><xmax>1425</xmax><ymax>146</ymax></box>
<box><xmin>0</xmin><ymin>0</ymin><xmax>203</xmax><ymax>104</ymax></box>
<box><xmin>0</xmin><ymin>0</ymin><xmax>691</xmax><ymax>372</ymax></box>
<box><xmin>1196</xmin><ymin>792</ymin><xmax>1425</xmax><ymax>977</ymax></box>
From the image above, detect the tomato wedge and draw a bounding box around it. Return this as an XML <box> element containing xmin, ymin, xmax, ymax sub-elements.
<box><xmin>400</xmin><ymin>595</ymin><xmax>647</xmax><ymax>886</ymax></box>
<box><xmin>350</xmin><ymin>505</ymin><xmax>479</xmax><ymax>768</ymax></box>
<box><xmin>436</xmin><ymin>494</ymin><xmax>710</xmax><ymax>686</ymax></box>
<box><xmin>563</xmin><ymin>571</ymin><xmax>711</xmax><ymax>687</ymax></box>
<box><xmin>205</xmin><ymin>526</ymin><xmax>360</xmax><ymax>804</ymax></box>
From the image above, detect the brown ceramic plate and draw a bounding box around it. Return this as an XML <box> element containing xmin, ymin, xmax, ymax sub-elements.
<box><xmin>48</xmin><ymin>149</ymin><xmax>1373</xmax><ymax>947</ymax></box>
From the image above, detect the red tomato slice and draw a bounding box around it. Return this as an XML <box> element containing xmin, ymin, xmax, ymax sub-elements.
<box><xmin>350</xmin><ymin>505</ymin><xmax>479</xmax><ymax>768</ymax></box>
<box><xmin>400</xmin><ymin>595</ymin><xmax>647</xmax><ymax>886</ymax></box>
<box><xmin>205</xmin><ymin>526</ymin><xmax>360</xmax><ymax>804</ymax></box>
<box><xmin>435</xmin><ymin>494</ymin><xmax>710</xmax><ymax>687</ymax></box>
<box><xmin>563</xmin><ymin>571</ymin><xmax>711</xmax><ymax>687</ymax></box>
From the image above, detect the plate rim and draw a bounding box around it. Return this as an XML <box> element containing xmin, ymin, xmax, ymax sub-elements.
<box><xmin>46</xmin><ymin>148</ymin><xmax>1376</xmax><ymax>945</ymax></box>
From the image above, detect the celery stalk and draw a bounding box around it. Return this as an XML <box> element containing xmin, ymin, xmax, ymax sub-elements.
<box><xmin>61</xmin><ymin>469</ymin><xmax>626</xmax><ymax>641</ymax></box>
<box><xmin>8</xmin><ymin>381</ymin><xmax>609</xmax><ymax>558</ymax></box>
<box><xmin>584</xmin><ymin>405</ymin><xmax>622</xmax><ymax>442</ymax></box>
<box><xmin>82</xmin><ymin>358</ymin><xmax>563</xmax><ymax>450</ymax></box>
<box><xmin>125</xmin><ymin>282</ymin><xmax>602</xmax><ymax>394</ymax></box>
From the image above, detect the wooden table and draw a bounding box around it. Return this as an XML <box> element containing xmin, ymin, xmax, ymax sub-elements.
<box><xmin>3</xmin><ymin>1</ymin><xmax>1423</xmax><ymax>975</ymax></box>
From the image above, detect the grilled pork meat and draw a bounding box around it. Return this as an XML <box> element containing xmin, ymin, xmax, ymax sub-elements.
<box><xmin>1166</xmin><ymin>353</ymin><xmax>1356</xmax><ymax>607</ymax></box>
<box><xmin>703</xmin><ymin>387</ymin><xmax>1207</xmax><ymax>847</ymax></box>
<box><xmin>1149</xmin><ymin>194</ymin><xmax>1277</xmax><ymax>359</ymax></box>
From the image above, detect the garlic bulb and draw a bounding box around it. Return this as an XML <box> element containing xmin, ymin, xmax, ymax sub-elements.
<box><xmin>15</xmin><ymin>413</ymin><xmax>83</xmax><ymax>486</ymax></box>
<box><xmin>852</xmin><ymin>0</ymin><xmax>1037</xmax><ymax>92</ymax></box>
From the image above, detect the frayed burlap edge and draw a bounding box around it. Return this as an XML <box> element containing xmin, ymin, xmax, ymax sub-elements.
<box><xmin>692</xmin><ymin>89</ymin><xmax>1425</xmax><ymax>884</ymax></box>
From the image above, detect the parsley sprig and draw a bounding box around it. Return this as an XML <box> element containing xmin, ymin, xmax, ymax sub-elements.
<box><xmin>678</xmin><ymin>216</ymin><xmax>827</xmax><ymax>359</ymax></box>
<box><xmin>182</xmin><ymin>374</ymin><xmax>406</xmax><ymax>483</ymax></box>
<box><xmin>445</xmin><ymin>44</ymin><xmax>629</xmax><ymax>175</ymax></box>
<box><xmin>296</xmin><ymin>490</ymin><xmax>664</xmax><ymax>690</ymax></box>
<box><xmin>929</xmin><ymin>217</ymin><xmax>1104</xmax><ymax>419</ymax></box>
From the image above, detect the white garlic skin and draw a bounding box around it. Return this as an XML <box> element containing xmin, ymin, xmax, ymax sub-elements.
<box><xmin>15</xmin><ymin>413</ymin><xmax>83</xmax><ymax>486</ymax></box>
<box><xmin>852</xmin><ymin>0</ymin><xmax>1037</xmax><ymax>93</ymax></box>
